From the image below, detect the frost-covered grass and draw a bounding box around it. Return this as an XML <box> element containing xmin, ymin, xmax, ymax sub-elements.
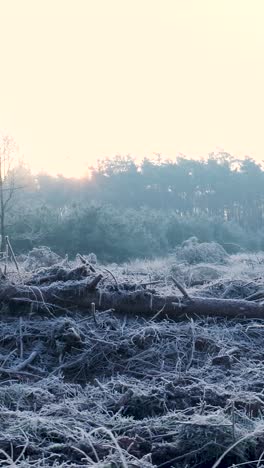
<box><xmin>1</xmin><ymin>248</ymin><xmax>264</xmax><ymax>466</ymax></box>
<box><xmin>0</xmin><ymin>314</ymin><xmax>264</xmax><ymax>467</ymax></box>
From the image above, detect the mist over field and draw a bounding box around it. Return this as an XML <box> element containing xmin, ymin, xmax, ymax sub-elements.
<box><xmin>1</xmin><ymin>152</ymin><xmax>264</xmax><ymax>262</ymax></box>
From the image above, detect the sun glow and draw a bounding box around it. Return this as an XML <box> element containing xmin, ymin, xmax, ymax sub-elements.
<box><xmin>0</xmin><ymin>0</ymin><xmax>263</xmax><ymax>176</ymax></box>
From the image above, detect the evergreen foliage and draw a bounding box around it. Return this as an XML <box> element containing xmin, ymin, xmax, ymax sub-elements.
<box><xmin>6</xmin><ymin>153</ymin><xmax>264</xmax><ymax>260</ymax></box>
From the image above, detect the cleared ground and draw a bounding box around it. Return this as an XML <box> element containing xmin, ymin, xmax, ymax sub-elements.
<box><xmin>0</xmin><ymin>246</ymin><xmax>264</xmax><ymax>467</ymax></box>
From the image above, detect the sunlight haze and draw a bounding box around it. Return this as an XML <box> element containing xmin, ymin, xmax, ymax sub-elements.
<box><xmin>0</xmin><ymin>0</ymin><xmax>263</xmax><ymax>177</ymax></box>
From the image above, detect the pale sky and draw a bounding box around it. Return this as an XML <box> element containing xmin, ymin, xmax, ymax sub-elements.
<box><xmin>0</xmin><ymin>0</ymin><xmax>263</xmax><ymax>177</ymax></box>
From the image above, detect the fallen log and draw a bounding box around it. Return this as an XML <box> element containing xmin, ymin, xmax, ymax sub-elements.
<box><xmin>1</xmin><ymin>277</ymin><xmax>264</xmax><ymax>320</ymax></box>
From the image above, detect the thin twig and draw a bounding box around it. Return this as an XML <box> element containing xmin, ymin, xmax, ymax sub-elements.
<box><xmin>157</xmin><ymin>441</ymin><xmax>224</xmax><ymax>467</ymax></box>
<box><xmin>185</xmin><ymin>318</ymin><xmax>195</xmax><ymax>371</ymax></box>
<box><xmin>232</xmin><ymin>400</ymin><xmax>236</xmax><ymax>442</ymax></box>
<box><xmin>151</xmin><ymin>302</ymin><xmax>167</xmax><ymax>320</ymax></box>
<box><xmin>4</xmin><ymin>241</ymin><xmax>8</xmax><ymax>275</ymax></box>
<box><xmin>140</xmin><ymin>280</ymin><xmax>163</xmax><ymax>287</ymax></box>
<box><xmin>0</xmin><ymin>367</ymin><xmax>41</xmax><ymax>379</ymax></box>
<box><xmin>5</xmin><ymin>236</ymin><xmax>19</xmax><ymax>273</ymax></box>
<box><xmin>77</xmin><ymin>253</ymin><xmax>96</xmax><ymax>273</ymax></box>
<box><xmin>170</xmin><ymin>276</ymin><xmax>192</xmax><ymax>300</ymax></box>
<box><xmin>13</xmin><ymin>349</ymin><xmax>39</xmax><ymax>371</ymax></box>
<box><xmin>19</xmin><ymin>317</ymin><xmax>23</xmax><ymax>360</ymax></box>
<box><xmin>91</xmin><ymin>302</ymin><xmax>98</xmax><ymax>326</ymax></box>
<box><xmin>103</xmin><ymin>267</ymin><xmax>119</xmax><ymax>290</ymax></box>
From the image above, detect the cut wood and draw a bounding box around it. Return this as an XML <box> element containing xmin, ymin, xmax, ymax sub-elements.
<box><xmin>1</xmin><ymin>277</ymin><xmax>264</xmax><ymax>320</ymax></box>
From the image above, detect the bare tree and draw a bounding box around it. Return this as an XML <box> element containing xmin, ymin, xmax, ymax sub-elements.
<box><xmin>0</xmin><ymin>134</ymin><xmax>18</xmax><ymax>252</ymax></box>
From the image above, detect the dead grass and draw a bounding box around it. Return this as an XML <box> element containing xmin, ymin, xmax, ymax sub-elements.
<box><xmin>0</xmin><ymin>250</ymin><xmax>264</xmax><ymax>466</ymax></box>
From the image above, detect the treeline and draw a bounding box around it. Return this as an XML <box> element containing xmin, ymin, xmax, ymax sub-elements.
<box><xmin>6</xmin><ymin>153</ymin><xmax>264</xmax><ymax>261</ymax></box>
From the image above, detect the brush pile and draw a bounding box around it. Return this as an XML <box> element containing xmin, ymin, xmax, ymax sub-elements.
<box><xmin>0</xmin><ymin>249</ymin><xmax>264</xmax><ymax>467</ymax></box>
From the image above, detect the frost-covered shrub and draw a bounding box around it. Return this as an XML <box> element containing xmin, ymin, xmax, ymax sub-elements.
<box><xmin>175</xmin><ymin>238</ymin><xmax>228</xmax><ymax>264</ymax></box>
<box><xmin>23</xmin><ymin>246</ymin><xmax>62</xmax><ymax>270</ymax></box>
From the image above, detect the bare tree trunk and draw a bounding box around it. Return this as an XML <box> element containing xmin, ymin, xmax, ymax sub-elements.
<box><xmin>2</xmin><ymin>278</ymin><xmax>264</xmax><ymax>320</ymax></box>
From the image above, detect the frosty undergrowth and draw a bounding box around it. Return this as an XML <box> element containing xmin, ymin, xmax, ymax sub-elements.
<box><xmin>0</xmin><ymin>249</ymin><xmax>264</xmax><ymax>466</ymax></box>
